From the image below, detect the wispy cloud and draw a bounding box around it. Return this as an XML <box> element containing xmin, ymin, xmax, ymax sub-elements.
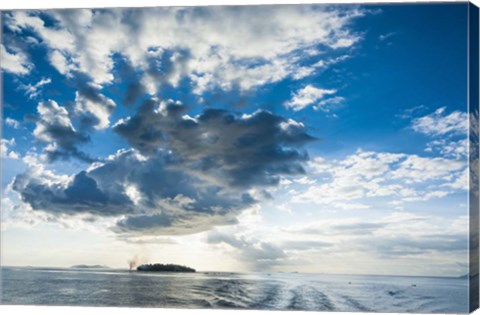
<box><xmin>19</xmin><ymin>77</ymin><xmax>52</xmax><ymax>99</ymax></box>
<box><xmin>285</xmin><ymin>85</ymin><xmax>337</xmax><ymax>111</ymax></box>
<box><xmin>411</xmin><ymin>107</ymin><xmax>468</xmax><ymax>137</ymax></box>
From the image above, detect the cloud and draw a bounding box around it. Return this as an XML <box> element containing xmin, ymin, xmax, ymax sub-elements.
<box><xmin>48</xmin><ymin>50</ymin><xmax>72</xmax><ymax>76</ymax></box>
<box><xmin>409</xmin><ymin>107</ymin><xmax>469</xmax><ymax>160</ymax></box>
<box><xmin>0</xmin><ymin>44</ymin><xmax>32</xmax><ymax>75</ymax></box>
<box><xmin>19</xmin><ymin>77</ymin><xmax>52</xmax><ymax>99</ymax></box>
<box><xmin>313</xmin><ymin>96</ymin><xmax>345</xmax><ymax>111</ymax></box>
<box><xmin>32</xmin><ymin>100</ymin><xmax>92</xmax><ymax>162</ymax></box>
<box><xmin>284</xmin><ymin>85</ymin><xmax>337</xmax><ymax>111</ymax></box>
<box><xmin>207</xmin><ymin>231</ymin><xmax>287</xmax><ymax>270</ymax></box>
<box><xmin>390</xmin><ymin>154</ymin><xmax>465</xmax><ymax>183</ymax></box>
<box><xmin>425</xmin><ymin>138</ymin><xmax>468</xmax><ymax>159</ymax></box>
<box><xmin>379</xmin><ymin>32</ymin><xmax>395</xmax><ymax>41</ymax></box>
<box><xmin>411</xmin><ymin>107</ymin><xmax>468</xmax><ymax>137</ymax></box>
<box><xmin>4</xmin><ymin>10</ymin><xmax>76</xmax><ymax>75</ymax></box>
<box><xmin>5</xmin><ymin>117</ymin><xmax>20</xmax><ymax>129</ymax></box>
<box><xmin>5</xmin><ymin>6</ymin><xmax>364</xmax><ymax>93</ymax></box>
<box><xmin>13</xmin><ymin>96</ymin><xmax>314</xmax><ymax>235</ymax></box>
<box><xmin>1</xmin><ymin>138</ymin><xmax>20</xmax><ymax>159</ymax></box>
<box><xmin>73</xmin><ymin>81</ymin><xmax>116</xmax><ymax>130</ymax></box>
<box><xmin>370</xmin><ymin>234</ymin><xmax>467</xmax><ymax>258</ymax></box>
<box><xmin>396</xmin><ymin>105</ymin><xmax>428</xmax><ymax>120</ymax></box>
<box><xmin>285</xmin><ymin>213</ymin><xmax>468</xmax><ymax>259</ymax></box>
<box><xmin>123</xmin><ymin>81</ymin><xmax>146</xmax><ymax>107</ymax></box>
<box><xmin>12</xmin><ymin>148</ymin><xmax>258</xmax><ymax>235</ymax></box>
<box><xmin>114</xmin><ymin>99</ymin><xmax>314</xmax><ymax>188</ymax></box>
<box><xmin>282</xmin><ymin>240</ymin><xmax>332</xmax><ymax>250</ymax></box>
<box><xmin>293</xmin><ymin>149</ymin><xmax>467</xmax><ymax>208</ymax></box>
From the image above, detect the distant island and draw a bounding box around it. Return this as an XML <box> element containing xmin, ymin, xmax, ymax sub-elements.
<box><xmin>70</xmin><ymin>264</ymin><xmax>110</xmax><ymax>269</ymax></box>
<box><xmin>137</xmin><ymin>263</ymin><xmax>196</xmax><ymax>273</ymax></box>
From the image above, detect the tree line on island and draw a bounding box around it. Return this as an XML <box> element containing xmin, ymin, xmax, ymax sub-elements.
<box><xmin>137</xmin><ymin>263</ymin><xmax>196</xmax><ymax>272</ymax></box>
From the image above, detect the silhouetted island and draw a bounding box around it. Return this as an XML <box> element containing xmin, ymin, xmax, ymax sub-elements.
<box><xmin>70</xmin><ymin>265</ymin><xmax>109</xmax><ymax>269</ymax></box>
<box><xmin>137</xmin><ymin>263</ymin><xmax>196</xmax><ymax>273</ymax></box>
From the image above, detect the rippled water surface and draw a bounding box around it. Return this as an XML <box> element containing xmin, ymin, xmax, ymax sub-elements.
<box><xmin>0</xmin><ymin>267</ymin><xmax>469</xmax><ymax>313</ymax></box>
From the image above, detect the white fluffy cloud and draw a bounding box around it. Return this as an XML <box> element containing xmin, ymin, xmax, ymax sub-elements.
<box><xmin>0</xmin><ymin>44</ymin><xmax>32</xmax><ymax>75</ymax></box>
<box><xmin>412</xmin><ymin>107</ymin><xmax>468</xmax><ymax>137</ymax></box>
<box><xmin>1</xmin><ymin>138</ymin><xmax>20</xmax><ymax>159</ymax></box>
<box><xmin>33</xmin><ymin>100</ymin><xmax>91</xmax><ymax>162</ymax></box>
<box><xmin>33</xmin><ymin>100</ymin><xmax>77</xmax><ymax>143</ymax></box>
<box><xmin>74</xmin><ymin>90</ymin><xmax>116</xmax><ymax>130</ymax></box>
<box><xmin>5</xmin><ymin>6</ymin><xmax>364</xmax><ymax>93</ymax></box>
<box><xmin>285</xmin><ymin>85</ymin><xmax>337</xmax><ymax>111</ymax></box>
<box><xmin>390</xmin><ymin>155</ymin><xmax>465</xmax><ymax>183</ymax></box>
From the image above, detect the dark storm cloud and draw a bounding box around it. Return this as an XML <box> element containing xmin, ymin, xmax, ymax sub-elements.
<box><xmin>15</xmin><ymin>98</ymin><xmax>314</xmax><ymax>235</ymax></box>
<box><xmin>114</xmin><ymin>98</ymin><xmax>315</xmax><ymax>188</ymax></box>
<box><xmin>12</xmin><ymin>169</ymin><xmax>134</xmax><ymax>216</ymax></box>
<box><xmin>13</xmin><ymin>149</ymin><xmax>254</xmax><ymax>234</ymax></box>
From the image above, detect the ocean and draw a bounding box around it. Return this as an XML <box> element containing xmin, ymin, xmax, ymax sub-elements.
<box><xmin>0</xmin><ymin>267</ymin><xmax>469</xmax><ymax>313</ymax></box>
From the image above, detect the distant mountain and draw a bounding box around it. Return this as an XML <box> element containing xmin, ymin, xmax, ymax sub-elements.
<box><xmin>137</xmin><ymin>263</ymin><xmax>195</xmax><ymax>273</ymax></box>
<box><xmin>70</xmin><ymin>264</ymin><xmax>110</xmax><ymax>269</ymax></box>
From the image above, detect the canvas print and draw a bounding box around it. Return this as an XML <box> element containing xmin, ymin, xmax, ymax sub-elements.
<box><xmin>1</xmin><ymin>2</ymin><xmax>479</xmax><ymax>314</ymax></box>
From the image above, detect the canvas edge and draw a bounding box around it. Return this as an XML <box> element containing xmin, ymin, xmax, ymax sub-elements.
<box><xmin>0</xmin><ymin>11</ymin><xmax>5</xmax><ymax>306</ymax></box>
<box><xmin>469</xmin><ymin>1</ymin><xmax>480</xmax><ymax>313</ymax></box>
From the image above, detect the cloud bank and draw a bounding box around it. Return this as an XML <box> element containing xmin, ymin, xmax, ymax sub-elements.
<box><xmin>13</xmin><ymin>101</ymin><xmax>314</xmax><ymax>235</ymax></box>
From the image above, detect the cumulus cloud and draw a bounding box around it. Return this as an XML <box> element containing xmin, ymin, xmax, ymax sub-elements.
<box><xmin>5</xmin><ymin>6</ymin><xmax>364</xmax><ymax>93</ymax></box>
<box><xmin>114</xmin><ymin>99</ymin><xmax>314</xmax><ymax>188</ymax></box>
<box><xmin>73</xmin><ymin>82</ymin><xmax>116</xmax><ymax>130</ymax></box>
<box><xmin>24</xmin><ymin>75</ymin><xmax>116</xmax><ymax>161</ymax></box>
<box><xmin>14</xmin><ymin>101</ymin><xmax>314</xmax><ymax>235</ymax></box>
<box><xmin>32</xmin><ymin>100</ymin><xmax>92</xmax><ymax>162</ymax></box>
<box><xmin>0</xmin><ymin>43</ymin><xmax>32</xmax><ymax>75</ymax></box>
<box><xmin>13</xmin><ymin>149</ymin><xmax>252</xmax><ymax>235</ymax></box>
<box><xmin>284</xmin><ymin>85</ymin><xmax>337</xmax><ymax>111</ymax></box>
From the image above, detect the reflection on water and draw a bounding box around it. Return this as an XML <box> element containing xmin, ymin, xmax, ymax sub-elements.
<box><xmin>0</xmin><ymin>267</ymin><xmax>469</xmax><ymax>313</ymax></box>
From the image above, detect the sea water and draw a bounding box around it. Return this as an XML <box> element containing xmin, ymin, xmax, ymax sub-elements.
<box><xmin>0</xmin><ymin>267</ymin><xmax>469</xmax><ymax>313</ymax></box>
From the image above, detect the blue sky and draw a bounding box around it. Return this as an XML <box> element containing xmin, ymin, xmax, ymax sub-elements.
<box><xmin>0</xmin><ymin>3</ymin><xmax>472</xmax><ymax>276</ymax></box>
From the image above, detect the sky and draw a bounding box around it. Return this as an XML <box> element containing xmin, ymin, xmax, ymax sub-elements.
<box><xmin>0</xmin><ymin>3</ymin><xmax>472</xmax><ymax>276</ymax></box>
